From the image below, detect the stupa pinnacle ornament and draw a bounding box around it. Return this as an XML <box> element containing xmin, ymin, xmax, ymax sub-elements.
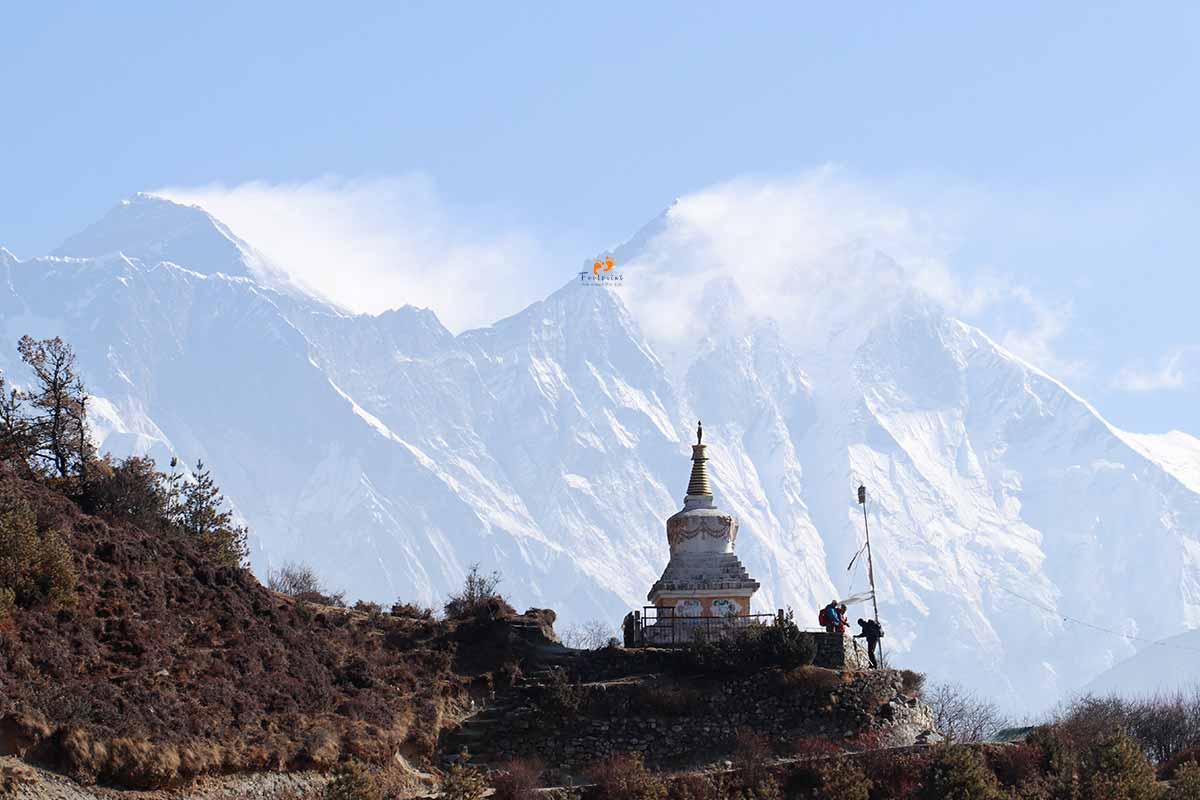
<box><xmin>686</xmin><ymin>421</ymin><xmax>712</xmax><ymax>497</ymax></box>
<box><xmin>646</xmin><ymin>423</ymin><xmax>760</xmax><ymax>628</ymax></box>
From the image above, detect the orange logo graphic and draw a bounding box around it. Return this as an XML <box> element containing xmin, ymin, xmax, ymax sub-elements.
<box><xmin>578</xmin><ymin>254</ymin><xmax>623</xmax><ymax>287</ymax></box>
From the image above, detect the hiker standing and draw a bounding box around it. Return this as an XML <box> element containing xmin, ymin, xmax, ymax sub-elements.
<box><xmin>819</xmin><ymin>601</ymin><xmax>843</xmax><ymax>633</ymax></box>
<box><xmin>855</xmin><ymin>618</ymin><xmax>884</xmax><ymax>668</ymax></box>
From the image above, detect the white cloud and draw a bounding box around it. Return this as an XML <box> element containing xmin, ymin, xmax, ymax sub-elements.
<box><xmin>617</xmin><ymin>169</ymin><xmax>1075</xmax><ymax>372</ymax></box>
<box><xmin>156</xmin><ymin>175</ymin><xmax>549</xmax><ymax>333</ymax></box>
<box><xmin>1114</xmin><ymin>347</ymin><xmax>1198</xmax><ymax>392</ymax></box>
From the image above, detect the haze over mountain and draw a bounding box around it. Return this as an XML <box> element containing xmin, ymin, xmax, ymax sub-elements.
<box><xmin>2</xmin><ymin>192</ymin><xmax>1198</xmax><ymax>713</ymax></box>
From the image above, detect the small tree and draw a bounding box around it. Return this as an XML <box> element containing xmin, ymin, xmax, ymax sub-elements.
<box><xmin>0</xmin><ymin>373</ymin><xmax>34</xmax><ymax>472</ymax></box>
<box><xmin>173</xmin><ymin>459</ymin><xmax>248</xmax><ymax>568</ymax></box>
<box><xmin>16</xmin><ymin>336</ymin><xmax>91</xmax><ymax>481</ymax></box>
<box><xmin>440</xmin><ymin>755</ymin><xmax>488</xmax><ymax>800</ymax></box>
<box><xmin>1080</xmin><ymin>731</ymin><xmax>1160</xmax><ymax>800</ymax></box>
<box><xmin>444</xmin><ymin>564</ymin><xmax>510</xmax><ymax>620</ymax></box>
<box><xmin>0</xmin><ymin>479</ymin><xmax>75</xmax><ymax>609</ymax></box>
<box><xmin>917</xmin><ymin>745</ymin><xmax>1002</xmax><ymax>800</ymax></box>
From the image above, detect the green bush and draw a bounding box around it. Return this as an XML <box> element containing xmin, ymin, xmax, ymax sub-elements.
<box><xmin>1167</xmin><ymin>761</ymin><xmax>1200</xmax><ymax>800</ymax></box>
<box><xmin>537</xmin><ymin>667</ymin><xmax>588</xmax><ymax>718</ymax></box>
<box><xmin>816</xmin><ymin>763</ymin><xmax>871</xmax><ymax>800</ymax></box>
<box><xmin>324</xmin><ymin>760</ymin><xmax>381</xmax><ymax>800</ymax></box>
<box><xmin>1080</xmin><ymin>732</ymin><xmax>1159</xmax><ymax>800</ymax></box>
<box><xmin>82</xmin><ymin>455</ymin><xmax>171</xmax><ymax>528</ymax></box>
<box><xmin>0</xmin><ymin>480</ymin><xmax>75</xmax><ymax>609</ymax></box>
<box><xmin>681</xmin><ymin>610</ymin><xmax>815</xmax><ymax>675</ymax></box>
<box><xmin>917</xmin><ymin>746</ymin><xmax>1002</xmax><ymax>800</ymax></box>
<box><xmin>440</xmin><ymin>756</ymin><xmax>488</xmax><ymax>800</ymax></box>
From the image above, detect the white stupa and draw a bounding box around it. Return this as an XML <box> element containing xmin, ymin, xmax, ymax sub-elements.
<box><xmin>647</xmin><ymin>422</ymin><xmax>760</xmax><ymax>618</ymax></box>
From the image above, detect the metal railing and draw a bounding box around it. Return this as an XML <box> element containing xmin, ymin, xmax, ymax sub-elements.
<box><xmin>631</xmin><ymin>606</ymin><xmax>779</xmax><ymax>647</ymax></box>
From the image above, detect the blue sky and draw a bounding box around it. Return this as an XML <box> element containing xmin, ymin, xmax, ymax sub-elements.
<box><xmin>3</xmin><ymin>2</ymin><xmax>1199</xmax><ymax>435</ymax></box>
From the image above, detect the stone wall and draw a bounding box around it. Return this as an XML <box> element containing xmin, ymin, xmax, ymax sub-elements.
<box><xmin>449</xmin><ymin>667</ymin><xmax>933</xmax><ymax>776</ymax></box>
<box><xmin>811</xmin><ymin>631</ymin><xmax>871</xmax><ymax>670</ymax></box>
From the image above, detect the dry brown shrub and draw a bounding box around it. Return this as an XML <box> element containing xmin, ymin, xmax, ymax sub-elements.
<box><xmin>491</xmin><ymin>756</ymin><xmax>543</xmax><ymax>800</ymax></box>
<box><xmin>105</xmin><ymin>738</ymin><xmax>181</xmax><ymax>789</ymax></box>
<box><xmin>792</xmin><ymin>735</ymin><xmax>842</xmax><ymax>760</ymax></box>
<box><xmin>585</xmin><ymin>752</ymin><xmax>667</xmax><ymax>800</ymax></box>
<box><xmin>899</xmin><ymin>669</ymin><xmax>926</xmax><ymax>696</ymax></box>
<box><xmin>300</xmin><ymin>726</ymin><xmax>343</xmax><ymax>769</ymax></box>
<box><xmin>1164</xmin><ymin>747</ymin><xmax>1200</xmax><ymax>780</ymax></box>
<box><xmin>60</xmin><ymin>726</ymin><xmax>108</xmax><ymax>784</ymax></box>
<box><xmin>178</xmin><ymin>739</ymin><xmax>223</xmax><ymax>777</ymax></box>
<box><xmin>0</xmin><ymin>711</ymin><xmax>51</xmax><ymax>757</ymax></box>
<box><xmin>391</xmin><ymin>602</ymin><xmax>434</xmax><ymax>620</ymax></box>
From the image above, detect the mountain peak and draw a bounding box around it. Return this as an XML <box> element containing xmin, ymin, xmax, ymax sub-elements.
<box><xmin>0</xmin><ymin>246</ymin><xmax>18</xmax><ymax>266</ymax></box>
<box><xmin>53</xmin><ymin>193</ymin><xmax>262</xmax><ymax>279</ymax></box>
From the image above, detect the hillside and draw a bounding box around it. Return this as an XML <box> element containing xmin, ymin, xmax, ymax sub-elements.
<box><xmin>0</xmin><ymin>461</ymin><xmax>944</xmax><ymax>795</ymax></box>
<box><xmin>0</xmin><ymin>468</ymin><xmax>557</xmax><ymax>789</ymax></box>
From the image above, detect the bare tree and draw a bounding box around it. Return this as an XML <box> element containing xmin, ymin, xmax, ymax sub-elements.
<box><xmin>925</xmin><ymin>681</ymin><xmax>1008</xmax><ymax>743</ymax></box>
<box><xmin>267</xmin><ymin>561</ymin><xmax>324</xmax><ymax>596</ymax></box>
<box><xmin>561</xmin><ymin>619</ymin><xmax>618</xmax><ymax>650</ymax></box>
<box><xmin>1058</xmin><ymin>690</ymin><xmax>1200</xmax><ymax>764</ymax></box>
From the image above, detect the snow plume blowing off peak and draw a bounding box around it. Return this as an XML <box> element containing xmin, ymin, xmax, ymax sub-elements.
<box><xmin>155</xmin><ymin>175</ymin><xmax>549</xmax><ymax>333</ymax></box>
<box><xmin>614</xmin><ymin>170</ymin><xmax>1054</xmax><ymax>366</ymax></box>
<box><xmin>155</xmin><ymin>168</ymin><xmax>1065</xmax><ymax>368</ymax></box>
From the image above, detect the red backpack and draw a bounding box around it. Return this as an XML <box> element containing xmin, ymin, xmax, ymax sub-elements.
<box><xmin>818</xmin><ymin>607</ymin><xmax>830</xmax><ymax>627</ymax></box>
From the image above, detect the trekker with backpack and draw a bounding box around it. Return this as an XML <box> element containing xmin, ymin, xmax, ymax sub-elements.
<box><xmin>819</xmin><ymin>601</ymin><xmax>845</xmax><ymax>633</ymax></box>
<box><xmin>855</xmin><ymin>618</ymin><xmax>884</xmax><ymax>668</ymax></box>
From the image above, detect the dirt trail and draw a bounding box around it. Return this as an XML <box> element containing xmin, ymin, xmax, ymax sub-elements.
<box><xmin>1</xmin><ymin>757</ymin><xmax>328</xmax><ymax>800</ymax></box>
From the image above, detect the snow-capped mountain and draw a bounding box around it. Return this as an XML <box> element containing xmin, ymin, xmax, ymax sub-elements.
<box><xmin>2</xmin><ymin>193</ymin><xmax>1198</xmax><ymax>713</ymax></box>
<box><xmin>1083</xmin><ymin>628</ymin><xmax>1200</xmax><ymax>697</ymax></box>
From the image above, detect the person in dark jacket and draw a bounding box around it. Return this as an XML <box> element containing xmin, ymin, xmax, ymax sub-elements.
<box><xmin>855</xmin><ymin>618</ymin><xmax>884</xmax><ymax>668</ymax></box>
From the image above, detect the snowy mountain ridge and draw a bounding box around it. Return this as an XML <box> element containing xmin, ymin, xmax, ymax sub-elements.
<box><xmin>1</xmin><ymin>194</ymin><xmax>1198</xmax><ymax>713</ymax></box>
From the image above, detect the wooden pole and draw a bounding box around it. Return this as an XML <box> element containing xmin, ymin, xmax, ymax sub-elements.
<box><xmin>857</xmin><ymin>484</ymin><xmax>884</xmax><ymax>666</ymax></box>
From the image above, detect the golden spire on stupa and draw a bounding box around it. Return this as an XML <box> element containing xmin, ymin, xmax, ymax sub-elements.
<box><xmin>686</xmin><ymin>420</ymin><xmax>712</xmax><ymax>497</ymax></box>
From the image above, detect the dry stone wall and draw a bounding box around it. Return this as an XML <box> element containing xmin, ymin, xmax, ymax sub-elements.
<box><xmin>447</xmin><ymin>666</ymin><xmax>933</xmax><ymax>774</ymax></box>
